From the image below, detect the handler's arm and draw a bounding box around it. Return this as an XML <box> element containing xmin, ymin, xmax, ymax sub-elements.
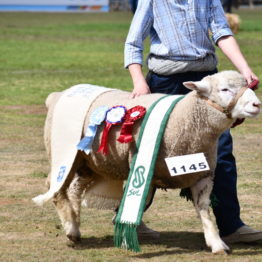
<box><xmin>217</xmin><ymin>35</ymin><xmax>258</xmax><ymax>84</ymax></box>
<box><xmin>124</xmin><ymin>0</ymin><xmax>153</xmax><ymax>98</ymax></box>
<box><xmin>128</xmin><ymin>64</ymin><xmax>150</xmax><ymax>98</ymax></box>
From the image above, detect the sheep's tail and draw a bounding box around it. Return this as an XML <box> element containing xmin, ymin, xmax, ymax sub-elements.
<box><xmin>32</xmin><ymin>190</ymin><xmax>54</xmax><ymax>206</ymax></box>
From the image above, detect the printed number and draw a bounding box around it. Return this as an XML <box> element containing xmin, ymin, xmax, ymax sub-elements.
<box><xmin>199</xmin><ymin>162</ymin><xmax>207</xmax><ymax>169</ymax></box>
<box><xmin>180</xmin><ymin>165</ymin><xmax>186</xmax><ymax>172</ymax></box>
<box><xmin>189</xmin><ymin>164</ymin><xmax>197</xmax><ymax>171</ymax></box>
<box><xmin>172</xmin><ymin>162</ymin><xmax>207</xmax><ymax>174</ymax></box>
<box><xmin>172</xmin><ymin>167</ymin><xmax>177</xmax><ymax>173</ymax></box>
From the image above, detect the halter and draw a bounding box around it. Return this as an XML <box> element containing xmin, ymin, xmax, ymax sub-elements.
<box><xmin>201</xmin><ymin>86</ymin><xmax>248</xmax><ymax>119</ymax></box>
<box><xmin>199</xmin><ymin>79</ymin><xmax>259</xmax><ymax>128</ymax></box>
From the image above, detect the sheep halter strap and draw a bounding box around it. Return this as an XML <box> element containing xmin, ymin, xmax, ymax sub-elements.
<box><xmin>114</xmin><ymin>94</ymin><xmax>184</xmax><ymax>252</ymax></box>
<box><xmin>202</xmin><ymin>86</ymin><xmax>248</xmax><ymax>118</ymax></box>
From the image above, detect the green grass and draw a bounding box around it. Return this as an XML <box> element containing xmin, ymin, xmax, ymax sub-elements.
<box><xmin>0</xmin><ymin>8</ymin><xmax>261</xmax><ymax>262</ymax></box>
<box><xmin>0</xmin><ymin>10</ymin><xmax>262</xmax><ymax>105</ymax></box>
<box><xmin>0</xmin><ymin>12</ymin><xmax>133</xmax><ymax>105</ymax></box>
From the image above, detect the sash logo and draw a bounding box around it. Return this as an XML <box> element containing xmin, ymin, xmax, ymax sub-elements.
<box><xmin>132</xmin><ymin>166</ymin><xmax>145</xmax><ymax>188</ymax></box>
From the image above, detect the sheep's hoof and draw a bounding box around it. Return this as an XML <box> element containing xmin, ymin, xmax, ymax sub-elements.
<box><xmin>213</xmin><ymin>248</ymin><xmax>231</xmax><ymax>255</ymax></box>
<box><xmin>67</xmin><ymin>234</ymin><xmax>81</xmax><ymax>243</ymax></box>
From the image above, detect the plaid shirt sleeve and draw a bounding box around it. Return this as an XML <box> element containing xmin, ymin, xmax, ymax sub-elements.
<box><xmin>209</xmin><ymin>0</ymin><xmax>233</xmax><ymax>44</ymax></box>
<box><xmin>124</xmin><ymin>0</ymin><xmax>153</xmax><ymax>68</ymax></box>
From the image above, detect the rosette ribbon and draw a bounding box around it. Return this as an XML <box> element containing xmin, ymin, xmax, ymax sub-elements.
<box><xmin>117</xmin><ymin>106</ymin><xmax>146</xmax><ymax>143</ymax></box>
<box><xmin>97</xmin><ymin>105</ymin><xmax>127</xmax><ymax>155</ymax></box>
<box><xmin>77</xmin><ymin>105</ymin><xmax>109</xmax><ymax>154</ymax></box>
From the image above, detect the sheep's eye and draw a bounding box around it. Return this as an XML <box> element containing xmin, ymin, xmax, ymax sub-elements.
<box><xmin>221</xmin><ymin>88</ymin><xmax>229</xmax><ymax>92</ymax></box>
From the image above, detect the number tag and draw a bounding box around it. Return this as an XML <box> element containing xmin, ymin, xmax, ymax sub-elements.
<box><xmin>165</xmin><ymin>153</ymin><xmax>210</xmax><ymax>176</ymax></box>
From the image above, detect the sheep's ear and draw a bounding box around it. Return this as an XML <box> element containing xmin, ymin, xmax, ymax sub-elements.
<box><xmin>183</xmin><ymin>80</ymin><xmax>210</xmax><ymax>95</ymax></box>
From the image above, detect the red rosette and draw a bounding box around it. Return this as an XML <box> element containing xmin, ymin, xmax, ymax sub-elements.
<box><xmin>97</xmin><ymin>105</ymin><xmax>127</xmax><ymax>155</ymax></box>
<box><xmin>117</xmin><ymin>105</ymin><xmax>146</xmax><ymax>143</ymax></box>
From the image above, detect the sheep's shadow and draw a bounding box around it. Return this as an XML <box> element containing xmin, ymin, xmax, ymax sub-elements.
<box><xmin>69</xmin><ymin>231</ymin><xmax>262</xmax><ymax>257</ymax></box>
<box><xmin>70</xmin><ymin>231</ymin><xmax>204</xmax><ymax>251</ymax></box>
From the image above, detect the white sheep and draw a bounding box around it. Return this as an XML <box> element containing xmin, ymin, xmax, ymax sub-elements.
<box><xmin>37</xmin><ymin>70</ymin><xmax>261</xmax><ymax>254</ymax></box>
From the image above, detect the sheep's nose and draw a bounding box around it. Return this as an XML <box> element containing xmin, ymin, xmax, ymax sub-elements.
<box><xmin>253</xmin><ymin>101</ymin><xmax>261</xmax><ymax>108</ymax></box>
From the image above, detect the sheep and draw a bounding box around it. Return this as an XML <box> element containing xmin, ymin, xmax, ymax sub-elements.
<box><xmin>225</xmin><ymin>13</ymin><xmax>241</xmax><ymax>34</ymax></box>
<box><xmin>35</xmin><ymin>70</ymin><xmax>260</xmax><ymax>254</ymax></box>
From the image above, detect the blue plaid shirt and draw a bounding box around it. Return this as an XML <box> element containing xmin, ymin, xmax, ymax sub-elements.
<box><xmin>124</xmin><ymin>0</ymin><xmax>232</xmax><ymax>68</ymax></box>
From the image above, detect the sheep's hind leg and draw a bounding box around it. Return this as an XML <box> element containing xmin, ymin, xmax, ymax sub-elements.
<box><xmin>190</xmin><ymin>176</ymin><xmax>230</xmax><ymax>254</ymax></box>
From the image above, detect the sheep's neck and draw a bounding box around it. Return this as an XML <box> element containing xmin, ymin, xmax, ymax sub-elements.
<box><xmin>166</xmin><ymin>92</ymin><xmax>233</xmax><ymax>154</ymax></box>
<box><xmin>184</xmin><ymin>92</ymin><xmax>232</xmax><ymax>132</ymax></box>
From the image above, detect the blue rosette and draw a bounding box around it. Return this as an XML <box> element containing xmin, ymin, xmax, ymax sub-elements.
<box><xmin>77</xmin><ymin>105</ymin><xmax>109</xmax><ymax>154</ymax></box>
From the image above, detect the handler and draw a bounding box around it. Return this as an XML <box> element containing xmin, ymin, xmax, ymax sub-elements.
<box><xmin>124</xmin><ymin>0</ymin><xmax>262</xmax><ymax>243</ymax></box>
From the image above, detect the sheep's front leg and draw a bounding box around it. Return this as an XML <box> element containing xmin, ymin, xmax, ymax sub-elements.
<box><xmin>53</xmin><ymin>188</ymin><xmax>81</xmax><ymax>243</ymax></box>
<box><xmin>190</xmin><ymin>176</ymin><xmax>230</xmax><ymax>254</ymax></box>
<box><xmin>53</xmin><ymin>173</ymin><xmax>90</xmax><ymax>243</ymax></box>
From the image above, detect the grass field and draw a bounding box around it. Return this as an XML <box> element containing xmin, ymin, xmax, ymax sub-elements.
<box><xmin>0</xmin><ymin>8</ymin><xmax>261</xmax><ymax>262</ymax></box>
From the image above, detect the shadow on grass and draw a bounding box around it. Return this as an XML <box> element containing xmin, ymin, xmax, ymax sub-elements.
<box><xmin>70</xmin><ymin>231</ymin><xmax>204</xmax><ymax>251</ymax></box>
<box><xmin>133</xmin><ymin>242</ymin><xmax>262</xmax><ymax>259</ymax></box>
<box><xmin>69</xmin><ymin>231</ymin><xmax>262</xmax><ymax>257</ymax></box>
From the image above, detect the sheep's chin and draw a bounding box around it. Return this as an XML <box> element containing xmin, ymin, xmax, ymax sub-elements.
<box><xmin>232</xmin><ymin>109</ymin><xmax>260</xmax><ymax>119</ymax></box>
<box><xmin>245</xmin><ymin>110</ymin><xmax>260</xmax><ymax>117</ymax></box>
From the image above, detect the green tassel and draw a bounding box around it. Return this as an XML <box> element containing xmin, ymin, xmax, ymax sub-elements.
<box><xmin>114</xmin><ymin>222</ymin><xmax>141</xmax><ymax>252</ymax></box>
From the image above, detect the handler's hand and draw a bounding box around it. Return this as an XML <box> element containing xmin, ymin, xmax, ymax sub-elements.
<box><xmin>130</xmin><ymin>82</ymin><xmax>151</xmax><ymax>99</ymax></box>
<box><xmin>241</xmin><ymin>68</ymin><xmax>259</xmax><ymax>87</ymax></box>
<box><xmin>128</xmin><ymin>63</ymin><xmax>151</xmax><ymax>98</ymax></box>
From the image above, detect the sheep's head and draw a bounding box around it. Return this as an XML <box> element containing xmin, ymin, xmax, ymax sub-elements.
<box><xmin>183</xmin><ymin>70</ymin><xmax>261</xmax><ymax>119</ymax></box>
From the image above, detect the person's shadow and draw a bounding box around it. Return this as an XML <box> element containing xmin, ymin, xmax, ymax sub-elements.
<box><xmin>68</xmin><ymin>231</ymin><xmax>262</xmax><ymax>258</ymax></box>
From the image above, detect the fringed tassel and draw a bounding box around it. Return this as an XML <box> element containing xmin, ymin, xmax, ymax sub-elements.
<box><xmin>114</xmin><ymin>222</ymin><xmax>140</xmax><ymax>252</ymax></box>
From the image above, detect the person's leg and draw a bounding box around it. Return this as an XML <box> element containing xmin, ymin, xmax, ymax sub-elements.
<box><xmin>212</xmin><ymin>130</ymin><xmax>244</xmax><ymax>237</ymax></box>
<box><xmin>144</xmin><ymin>70</ymin><xmax>262</xmax><ymax>242</ymax></box>
<box><xmin>213</xmin><ymin>132</ymin><xmax>262</xmax><ymax>243</ymax></box>
<box><xmin>147</xmin><ymin>70</ymin><xmax>244</xmax><ymax>236</ymax></box>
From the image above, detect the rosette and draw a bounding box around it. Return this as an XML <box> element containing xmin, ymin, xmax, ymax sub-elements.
<box><xmin>97</xmin><ymin>105</ymin><xmax>127</xmax><ymax>155</ymax></box>
<box><xmin>117</xmin><ymin>105</ymin><xmax>146</xmax><ymax>143</ymax></box>
<box><xmin>77</xmin><ymin>105</ymin><xmax>109</xmax><ymax>154</ymax></box>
